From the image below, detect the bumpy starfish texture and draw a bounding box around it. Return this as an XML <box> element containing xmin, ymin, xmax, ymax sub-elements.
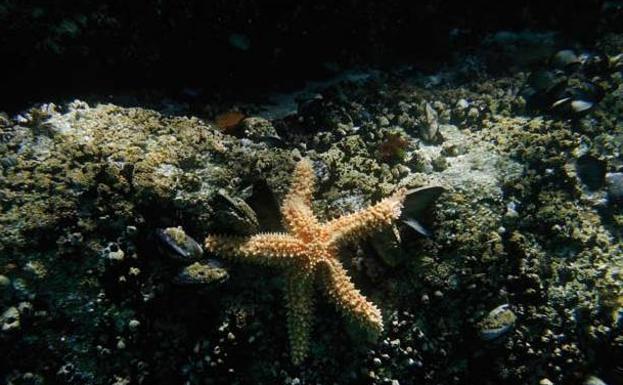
<box><xmin>204</xmin><ymin>159</ymin><xmax>407</xmax><ymax>364</ymax></box>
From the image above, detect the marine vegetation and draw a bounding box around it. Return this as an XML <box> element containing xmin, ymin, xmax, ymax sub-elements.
<box><xmin>204</xmin><ymin>159</ymin><xmax>407</xmax><ymax>364</ymax></box>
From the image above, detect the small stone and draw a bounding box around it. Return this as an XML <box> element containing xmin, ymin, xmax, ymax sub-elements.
<box><xmin>1</xmin><ymin>306</ymin><xmax>20</xmax><ymax>331</ymax></box>
<box><xmin>17</xmin><ymin>301</ymin><xmax>33</xmax><ymax>316</ymax></box>
<box><xmin>378</xmin><ymin>116</ymin><xmax>390</xmax><ymax>127</ymax></box>
<box><xmin>540</xmin><ymin>378</ymin><xmax>554</xmax><ymax>385</ymax></box>
<box><xmin>128</xmin><ymin>319</ymin><xmax>140</xmax><ymax>330</ymax></box>
<box><xmin>0</xmin><ymin>275</ymin><xmax>10</xmax><ymax>288</ymax></box>
<box><xmin>456</xmin><ymin>99</ymin><xmax>469</xmax><ymax>109</ymax></box>
<box><xmin>240</xmin><ymin>116</ymin><xmax>278</xmax><ymax>140</ymax></box>
<box><xmin>104</xmin><ymin>243</ymin><xmax>125</xmax><ymax>261</ymax></box>
<box><xmin>467</xmin><ymin>107</ymin><xmax>479</xmax><ymax>119</ymax></box>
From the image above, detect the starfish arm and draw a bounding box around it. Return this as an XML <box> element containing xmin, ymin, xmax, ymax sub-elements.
<box><xmin>326</xmin><ymin>188</ymin><xmax>407</xmax><ymax>246</ymax></box>
<box><xmin>283</xmin><ymin>159</ymin><xmax>316</xmax><ymax>207</ymax></box>
<box><xmin>319</xmin><ymin>258</ymin><xmax>383</xmax><ymax>336</ymax></box>
<box><xmin>281</xmin><ymin>159</ymin><xmax>322</xmax><ymax>240</ymax></box>
<box><xmin>285</xmin><ymin>272</ymin><xmax>314</xmax><ymax>365</ymax></box>
<box><xmin>204</xmin><ymin>233</ymin><xmax>306</xmax><ymax>266</ymax></box>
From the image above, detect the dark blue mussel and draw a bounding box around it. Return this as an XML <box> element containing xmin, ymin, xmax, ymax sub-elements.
<box><xmin>156</xmin><ymin>226</ymin><xmax>230</xmax><ymax>286</ymax></box>
<box><xmin>156</xmin><ymin>226</ymin><xmax>203</xmax><ymax>261</ymax></box>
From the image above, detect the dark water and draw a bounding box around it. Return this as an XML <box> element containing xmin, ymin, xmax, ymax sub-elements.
<box><xmin>1</xmin><ymin>1</ymin><xmax>610</xmax><ymax>113</ymax></box>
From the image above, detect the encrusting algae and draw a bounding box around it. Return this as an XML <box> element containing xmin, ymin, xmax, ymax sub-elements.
<box><xmin>204</xmin><ymin>159</ymin><xmax>407</xmax><ymax>364</ymax></box>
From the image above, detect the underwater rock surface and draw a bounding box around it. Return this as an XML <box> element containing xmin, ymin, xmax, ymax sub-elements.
<box><xmin>2</xmin><ymin>36</ymin><xmax>623</xmax><ymax>385</ymax></box>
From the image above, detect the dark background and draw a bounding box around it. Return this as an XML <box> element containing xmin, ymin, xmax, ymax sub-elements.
<box><xmin>0</xmin><ymin>0</ymin><xmax>618</xmax><ymax>113</ymax></box>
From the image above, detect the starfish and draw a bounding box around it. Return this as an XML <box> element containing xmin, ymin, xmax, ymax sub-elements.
<box><xmin>204</xmin><ymin>159</ymin><xmax>407</xmax><ymax>364</ymax></box>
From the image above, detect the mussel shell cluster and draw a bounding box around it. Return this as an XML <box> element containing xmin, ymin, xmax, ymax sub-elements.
<box><xmin>521</xmin><ymin>49</ymin><xmax>618</xmax><ymax>117</ymax></box>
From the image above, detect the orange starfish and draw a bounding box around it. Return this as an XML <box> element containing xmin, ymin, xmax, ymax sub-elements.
<box><xmin>204</xmin><ymin>159</ymin><xmax>407</xmax><ymax>364</ymax></box>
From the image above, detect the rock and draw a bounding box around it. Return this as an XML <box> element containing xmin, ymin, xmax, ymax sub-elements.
<box><xmin>240</xmin><ymin>116</ymin><xmax>279</xmax><ymax>141</ymax></box>
<box><xmin>606</xmin><ymin>172</ymin><xmax>623</xmax><ymax>203</ymax></box>
<box><xmin>576</xmin><ymin>155</ymin><xmax>606</xmax><ymax>190</ymax></box>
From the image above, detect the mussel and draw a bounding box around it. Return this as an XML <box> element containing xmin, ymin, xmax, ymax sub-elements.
<box><xmin>173</xmin><ymin>261</ymin><xmax>229</xmax><ymax>286</ymax></box>
<box><xmin>156</xmin><ymin>226</ymin><xmax>203</xmax><ymax>261</ymax></box>
<box><xmin>213</xmin><ymin>189</ymin><xmax>260</xmax><ymax>235</ymax></box>
<box><xmin>371</xmin><ymin>186</ymin><xmax>445</xmax><ymax>266</ymax></box>
<box><xmin>478</xmin><ymin>304</ymin><xmax>517</xmax><ymax>341</ymax></box>
<box><xmin>400</xmin><ymin>186</ymin><xmax>446</xmax><ymax>237</ymax></box>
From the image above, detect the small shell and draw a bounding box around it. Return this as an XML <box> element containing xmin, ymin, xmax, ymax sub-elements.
<box><xmin>419</xmin><ymin>102</ymin><xmax>440</xmax><ymax>142</ymax></box>
<box><xmin>173</xmin><ymin>261</ymin><xmax>229</xmax><ymax>286</ymax></box>
<box><xmin>479</xmin><ymin>304</ymin><xmax>516</xmax><ymax>341</ymax></box>
<box><xmin>156</xmin><ymin>227</ymin><xmax>203</xmax><ymax>261</ymax></box>
<box><xmin>570</xmin><ymin>99</ymin><xmax>593</xmax><ymax>112</ymax></box>
<box><xmin>551</xmin><ymin>49</ymin><xmax>580</xmax><ymax>69</ymax></box>
<box><xmin>584</xmin><ymin>376</ymin><xmax>608</xmax><ymax>385</ymax></box>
